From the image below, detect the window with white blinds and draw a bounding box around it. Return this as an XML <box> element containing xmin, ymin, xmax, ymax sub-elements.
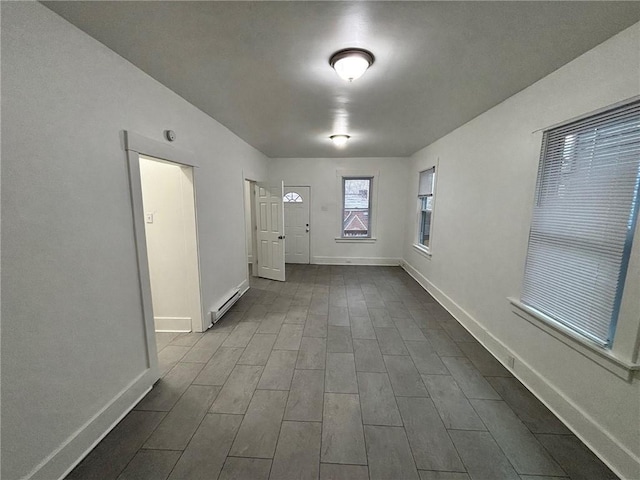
<box><xmin>521</xmin><ymin>100</ymin><xmax>640</xmax><ymax>347</ymax></box>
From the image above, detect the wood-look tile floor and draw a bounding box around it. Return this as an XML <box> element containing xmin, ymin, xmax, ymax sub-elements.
<box><xmin>66</xmin><ymin>265</ymin><xmax>618</xmax><ymax>480</ymax></box>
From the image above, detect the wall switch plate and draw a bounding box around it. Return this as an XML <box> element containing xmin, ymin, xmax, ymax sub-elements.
<box><xmin>145</xmin><ymin>213</ymin><xmax>154</xmax><ymax>224</ymax></box>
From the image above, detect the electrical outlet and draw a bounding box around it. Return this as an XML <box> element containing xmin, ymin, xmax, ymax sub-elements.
<box><xmin>145</xmin><ymin>213</ymin><xmax>154</xmax><ymax>224</ymax></box>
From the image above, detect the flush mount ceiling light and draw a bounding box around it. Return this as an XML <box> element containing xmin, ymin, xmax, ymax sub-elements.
<box><xmin>329</xmin><ymin>48</ymin><xmax>375</xmax><ymax>82</ymax></box>
<box><xmin>330</xmin><ymin>134</ymin><xmax>351</xmax><ymax>147</ymax></box>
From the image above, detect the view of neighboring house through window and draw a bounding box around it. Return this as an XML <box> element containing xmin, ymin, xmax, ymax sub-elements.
<box><xmin>418</xmin><ymin>167</ymin><xmax>435</xmax><ymax>249</ymax></box>
<box><xmin>342</xmin><ymin>177</ymin><xmax>372</xmax><ymax>237</ymax></box>
<box><xmin>521</xmin><ymin>99</ymin><xmax>640</xmax><ymax>347</ymax></box>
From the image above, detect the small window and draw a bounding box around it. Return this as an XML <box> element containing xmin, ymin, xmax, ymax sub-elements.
<box><xmin>342</xmin><ymin>177</ymin><xmax>372</xmax><ymax>237</ymax></box>
<box><xmin>521</xmin><ymin>100</ymin><xmax>640</xmax><ymax>347</ymax></box>
<box><xmin>283</xmin><ymin>192</ymin><xmax>303</xmax><ymax>203</ymax></box>
<box><xmin>418</xmin><ymin>167</ymin><xmax>435</xmax><ymax>249</ymax></box>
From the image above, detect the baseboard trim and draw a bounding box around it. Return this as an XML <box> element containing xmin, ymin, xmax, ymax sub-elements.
<box><xmin>401</xmin><ymin>260</ymin><xmax>639</xmax><ymax>479</ymax></box>
<box><xmin>312</xmin><ymin>256</ymin><xmax>401</xmax><ymax>266</ymax></box>
<box><xmin>26</xmin><ymin>368</ymin><xmax>157</xmax><ymax>480</ymax></box>
<box><xmin>154</xmin><ymin>316</ymin><xmax>191</xmax><ymax>332</ymax></box>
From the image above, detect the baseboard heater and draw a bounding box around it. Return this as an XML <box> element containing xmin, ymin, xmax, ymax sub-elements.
<box><xmin>211</xmin><ymin>288</ymin><xmax>241</xmax><ymax>324</ymax></box>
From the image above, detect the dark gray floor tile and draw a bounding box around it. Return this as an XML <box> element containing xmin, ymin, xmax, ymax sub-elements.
<box><xmin>257</xmin><ymin>349</ymin><xmax>297</xmax><ymax>390</ymax></box>
<box><xmin>155</xmin><ymin>332</ymin><xmax>180</xmax><ymax>352</ymax></box>
<box><xmin>327</xmin><ymin>326</ymin><xmax>354</xmax><ymax>353</ymax></box>
<box><xmin>351</xmin><ymin>316</ymin><xmax>377</xmax><ymax>339</ymax></box>
<box><xmin>169</xmin><ymin>332</ymin><xmax>204</xmax><ymax>347</ymax></box>
<box><xmin>321</xmin><ymin>393</ymin><xmax>367</xmax><ymax>465</ymax></box>
<box><xmin>536</xmin><ymin>434</ymin><xmax>618</xmax><ymax>480</ymax></box>
<box><xmin>143</xmin><ymin>385</ymin><xmax>220</xmax><ymax>450</ymax></box>
<box><xmin>470</xmin><ymin>399</ymin><xmax>565</xmax><ymax>476</ymax></box>
<box><xmin>449</xmin><ymin>430</ymin><xmax>520</xmax><ymax>480</ymax></box>
<box><xmin>229</xmin><ymin>390</ymin><xmax>289</xmax><ymax>458</ymax></box>
<box><xmin>180</xmin><ymin>332</ymin><xmax>227</xmax><ymax>363</ymax></box>
<box><xmin>354</xmin><ymin>339</ymin><xmax>386</xmax><ymax>373</ymax></box>
<box><xmin>439</xmin><ymin>319</ymin><xmax>476</xmax><ymax>343</ymax></box>
<box><xmin>269</xmin><ymin>297</ymin><xmax>292</xmax><ymax>313</ymax></box>
<box><xmin>364</xmin><ymin>425</ymin><xmax>419</xmax><ymax>480</ymax></box>
<box><xmin>357</xmin><ymin>372</ymin><xmax>402</xmax><ymax>426</ymax></box>
<box><xmin>440</xmin><ymin>357</ymin><xmax>500</xmax><ymax>400</ymax></box>
<box><xmin>167</xmin><ymin>413</ymin><xmax>242</xmax><ymax>480</ymax></box>
<box><xmin>116</xmin><ymin>449</ymin><xmax>180</xmax><ymax>480</ymax></box>
<box><xmin>375</xmin><ymin>327</ymin><xmax>409</xmax><ymax>355</ymax></box>
<box><xmin>328</xmin><ymin>306</ymin><xmax>350</xmax><ymax>326</ymax></box>
<box><xmin>285</xmin><ymin>306</ymin><xmax>308</xmax><ymax>324</ymax></box>
<box><xmin>210</xmin><ymin>364</ymin><xmax>263</xmax><ymax>414</ymax></box>
<box><xmin>296</xmin><ymin>336</ymin><xmax>327</xmax><ymax>370</ymax></box>
<box><xmin>66</xmin><ymin>411</ymin><xmax>166</xmax><ymax>480</ymax></box>
<box><xmin>424</xmin><ymin>330</ymin><xmax>464</xmax><ymax>356</ymax></box>
<box><xmin>369</xmin><ymin>308</ymin><xmax>395</xmax><ymax>327</ymax></box>
<box><xmin>384</xmin><ymin>355</ymin><xmax>428</xmax><ymax>397</ymax></box>
<box><xmin>409</xmin><ymin>309</ymin><xmax>442</xmax><ymax>330</ymax></box>
<box><xmin>158</xmin><ymin>346</ymin><xmax>191</xmax><ymax>377</ymax></box>
<box><xmin>422</xmin><ymin>375</ymin><xmax>485</xmax><ymax>430</ymax></box>
<box><xmin>258</xmin><ymin>312</ymin><xmax>286</xmax><ymax>334</ymax></box>
<box><xmin>326</xmin><ymin>352</ymin><xmax>358</xmax><ymax>393</ymax></box>
<box><xmin>405</xmin><ymin>341</ymin><xmax>448</xmax><ymax>375</ymax></box>
<box><xmin>274</xmin><ymin>324</ymin><xmax>304</xmax><ymax>350</ymax></box>
<box><xmin>419</xmin><ymin>472</ymin><xmax>470</xmax><ymax>480</ymax></box>
<box><xmin>309</xmin><ymin>296</ymin><xmax>329</xmax><ymax>315</ymax></box>
<box><xmin>396</xmin><ymin>397</ymin><xmax>465</xmax><ymax>472</ymax></box>
<box><xmin>136</xmin><ymin>362</ymin><xmax>204</xmax><ymax>412</ymax></box>
<box><xmin>285</xmin><ymin>369</ymin><xmax>325</xmax><ymax>421</ymax></box>
<box><xmin>386</xmin><ymin>301</ymin><xmax>412</xmax><ymax>319</ymax></box>
<box><xmin>304</xmin><ymin>313</ymin><xmax>328</xmax><ymax>338</ymax></box>
<box><xmin>329</xmin><ymin>292</ymin><xmax>348</xmax><ymax>308</ymax></box>
<box><xmin>518</xmin><ymin>476</ymin><xmax>569</xmax><ymax>480</ymax></box>
<box><xmin>192</xmin><ymin>347</ymin><xmax>244</xmax><ymax>386</ymax></box>
<box><xmin>222</xmin><ymin>321</ymin><xmax>260</xmax><ymax>348</ymax></box>
<box><xmin>349</xmin><ymin>304</ymin><xmax>370</xmax><ymax>317</ymax></box>
<box><xmin>364</xmin><ymin>293</ymin><xmax>386</xmax><ymax>309</ymax></box>
<box><xmin>237</xmin><ymin>333</ymin><xmax>276</xmax><ymax>365</ymax></box>
<box><xmin>320</xmin><ymin>464</ymin><xmax>369</xmax><ymax>480</ymax></box>
<box><xmin>397</xmin><ymin>325</ymin><xmax>429</xmax><ymax>342</ymax></box>
<box><xmin>218</xmin><ymin>457</ymin><xmax>271</xmax><ymax>480</ymax></box>
<box><xmin>487</xmin><ymin>377</ymin><xmax>571</xmax><ymax>434</ymax></box>
<box><xmin>270</xmin><ymin>421</ymin><xmax>321</xmax><ymax>480</ymax></box>
<box><xmin>457</xmin><ymin>342</ymin><xmax>512</xmax><ymax>377</ymax></box>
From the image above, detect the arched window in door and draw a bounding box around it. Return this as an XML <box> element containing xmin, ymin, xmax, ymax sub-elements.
<box><xmin>283</xmin><ymin>192</ymin><xmax>303</xmax><ymax>203</ymax></box>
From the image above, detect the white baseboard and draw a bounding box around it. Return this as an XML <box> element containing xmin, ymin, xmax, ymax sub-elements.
<box><xmin>238</xmin><ymin>278</ymin><xmax>250</xmax><ymax>296</ymax></box>
<box><xmin>154</xmin><ymin>316</ymin><xmax>191</xmax><ymax>332</ymax></box>
<box><xmin>27</xmin><ymin>368</ymin><xmax>157</xmax><ymax>480</ymax></box>
<box><xmin>312</xmin><ymin>256</ymin><xmax>401</xmax><ymax>266</ymax></box>
<box><xmin>401</xmin><ymin>260</ymin><xmax>639</xmax><ymax>480</ymax></box>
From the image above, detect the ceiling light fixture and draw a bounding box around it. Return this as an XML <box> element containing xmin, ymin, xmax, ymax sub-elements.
<box><xmin>329</xmin><ymin>48</ymin><xmax>375</xmax><ymax>82</ymax></box>
<box><xmin>330</xmin><ymin>134</ymin><xmax>350</xmax><ymax>147</ymax></box>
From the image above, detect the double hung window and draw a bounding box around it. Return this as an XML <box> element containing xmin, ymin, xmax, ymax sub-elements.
<box><xmin>418</xmin><ymin>167</ymin><xmax>435</xmax><ymax>249</ymax></box>
<box><xmin>521</xmin><ymin>100</ymin><xmax>640</xmax><ymax>347</ymax></box>
<box><xmin>342</xmin><ymin>177</ymin><xmax>372</xmax><ymax>238</ymax></box>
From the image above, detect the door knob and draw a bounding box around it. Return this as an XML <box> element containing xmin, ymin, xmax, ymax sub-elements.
<box><xmin>278</xmin><ymin>235</ymin><xmax>285</xmax><ymax>239</ymax></box>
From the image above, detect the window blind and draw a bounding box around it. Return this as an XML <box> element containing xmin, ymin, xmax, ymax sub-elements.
<box><xmin>419</xmin><ymin>167</ymin><xmax>435</xmax><ymax>196</ymax></box>
<box><xmin>521</xmin><ymin>100</ymin><xmax>640</xmax><ymax>347</ymax></box>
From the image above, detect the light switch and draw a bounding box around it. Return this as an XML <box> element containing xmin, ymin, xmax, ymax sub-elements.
<box><xmin>145</xmin><ymin>213</ymin><xmax>154</xmax><ymax>224</ymax></box>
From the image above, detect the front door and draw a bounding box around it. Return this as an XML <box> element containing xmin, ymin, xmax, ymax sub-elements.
<box><xmin>255</xmin><ymin>182</ymin><xmax>286</xmax><ymax>281</ymax></box>
<box><xmin>284</xmin><ymin>186</ymin><xmax>310</xmax><ymax>264</ymax></box>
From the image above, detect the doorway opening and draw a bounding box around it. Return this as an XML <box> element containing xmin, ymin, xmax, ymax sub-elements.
<box><xmin>139</xmin><ymin>155</ymin><xmax>203</xmax><ymax>335</ymax></box>
<box><xmin>244</xmin><ymin>179</ymin><xmax>258</xmax><ymax>278</ymax></box>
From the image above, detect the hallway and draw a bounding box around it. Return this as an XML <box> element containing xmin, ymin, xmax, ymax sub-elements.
<box><xmin>66</xmin><ymin>265</ymin><xmax>617</xmax><ymax>480</ymax></box>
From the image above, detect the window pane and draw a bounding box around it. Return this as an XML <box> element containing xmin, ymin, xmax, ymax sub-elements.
<box><xmin>343</xmin><ymin>178</ymin><xmax>371</xmax><ymax>237</ymax></box>
<box><xmin>521</xmin><ymin>100</ymin><xmax>640</xmax><ymax>347</ymax></box>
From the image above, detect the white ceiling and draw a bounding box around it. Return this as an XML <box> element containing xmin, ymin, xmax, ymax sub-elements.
<box><xmin>44</xmin><ymin>1</ymin><xmax>640</xmax><ymax>158</ymax></box>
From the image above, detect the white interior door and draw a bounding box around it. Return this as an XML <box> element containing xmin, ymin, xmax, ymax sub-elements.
<box><xmin>284</xmin><ymin>186</ymin><xmax>310</xmax><ymax>264</ymax></box>
<box><xmin>255</xmin><ymin>182</ymin><xmax>286</xmax><ymax>281</ymax></box>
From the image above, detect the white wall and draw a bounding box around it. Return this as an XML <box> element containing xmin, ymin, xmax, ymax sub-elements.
<box><xmin>401</xmin><ymin>23</ymin><xmax>640</xmax><ymax>478</ymax></box>
<box><xmin>139</xmin><ymin>157</ymin><xmax>201</xmax><ymax>332</ymax></box>
<box><xmin>1</xmin><ymin>3</ymin><xmax>267</xmax><ymax>479</ymax></box>
<box><xmin>269</xmin><ymin>157</ymin><xmax>409</xmax><ymax>265</ymax></box>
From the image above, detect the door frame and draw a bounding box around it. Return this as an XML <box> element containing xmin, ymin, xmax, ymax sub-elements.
<box><xmin>284</xmin><ymin>185</ymin><xmax>311</xmax><ymax>264</ymax></box>
<box><xmin>124</xmin><ymin>131</ymin><xmax>204</xmax><ymax>376</ymax></box>
<box><xmin>243</xmin><ymin>177</ymin><xmax>259</xmax><ymax>278</ymax></box>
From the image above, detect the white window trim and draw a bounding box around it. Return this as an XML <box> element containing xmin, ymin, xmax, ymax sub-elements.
<box><xmin>509</xmin><ymin>298</ymin><xmax>639</xmax><ymax>380</ymax></box>
<box><xmin>412</xmin><ymin>243</ymin><xmax>432</xmax><ymax>258</ymax></box>
<box><xmin>336</xmin><ymin>169</ymin><xmax>379</xmax><ymax>241</ymax></box>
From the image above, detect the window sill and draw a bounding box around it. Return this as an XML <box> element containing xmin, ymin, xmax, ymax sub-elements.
<box><xmin>509</xmin><ymin>298</ymin><xmax>639</xmax><ymax>381</ymax></box>
<box><xmin>335</xmin><ymin>237</ymin><xmax>377</xmax><ymax>243</ymax></box>
<box><xmin>412</xmin><ymin>244</ymin><xmax>432</xmax><ymax>259</ymax></box>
